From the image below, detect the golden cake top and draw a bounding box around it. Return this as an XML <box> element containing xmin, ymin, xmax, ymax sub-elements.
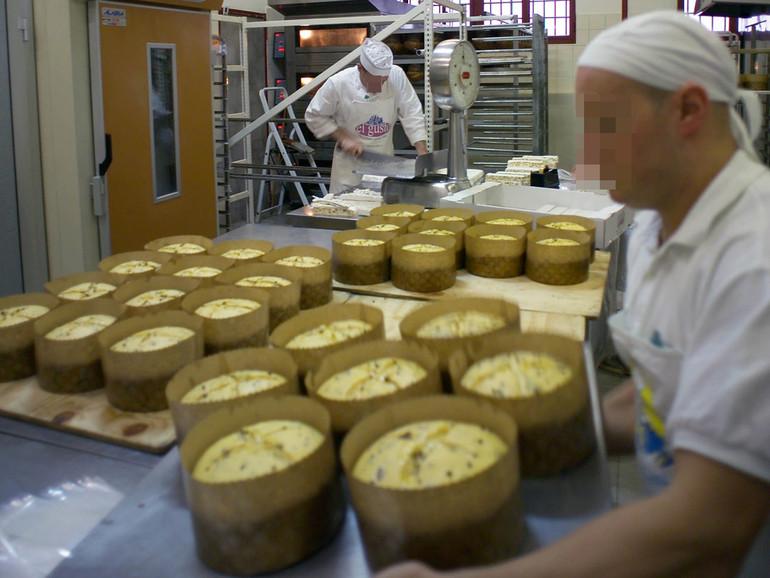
<box><xmin>275</xmin><ymin>256</ymin><xmax>324</xmax><ymax>268</ymax></box>
<box><xmin>58</xmin><ymin>282</ymin><xmax>116</xmax><ymax>300</ymax></box>
<box><xmin>366</xmin><ymin>223</ymin><xmax>400</xmax><ymax>232</ymax></box>
<box><xmin>487</xmin><ymin>218</ymin><xmax>525</xmax><ymax>226</ymax></box>
<box><xmin>192</xmin><ymin>420</ymin><xmax>324</xmax><ymax>484</ymax></box>
<box><xmin>480</xmin><ymin>234</ymin><xmax>517</xmax><ymax>241</ymax></box>
<box><xmin>419</xmin><ymin>229</ymin><xmax>454</xmax><ymax>236</ymax></box>
<box><xmin>416</xmin><ymin>310</ymin><xmax>507</xmax><ymax>339</ymax></box>
<box><xmin>460</xmin><ymin>350</ymin><xmax>573</xmax><ymax>398</ymax></box>
<box><xmin>317</xmin><ymin>357</ymin><xmax>427</xmax><ymax>401</ymax></box>
<box><xmin>181</xmin><ymin>369</ymin><xmax>287</xmax><ymax>404</ymax></box>
<box><xmin>342</xmin><ymin>238</ymin><xmax>386</xmax><ymax>247</ymax></box>
<box><xmin>220</xmin><ymin>248</ymin><xmax>265</xmax><ymax>260</ymax></box>
<box><xmin>431</xmin><ymin>215</ymin><xmax>464</xmax><ymax>222</ymax></box>
<box><xmin>174</xmin><ymin>266</ymin><xmax>222</xmax><ymax>278</ymax></box>
<box><xmin>158</xmin><ymin>242</ymin><xmax>206</xmax><ymax>254</ymax></box>
<box><xmin>194</xmin><ymin>298</ymin><xmax>260</xmax><ymax>320</ymax></box>
<box><xmin>110</xmin><ymin>260</ymin><xmax>161</xmax><ymax>275</ymax></box>
<box><xmin>45</xmin><ymin>314</ymin><xmax>117</xmax><ymax>341</ymax></box>
<box><xmin>401</xmin><ymin>243</ymin><xmax>444</xmax><ymax>253</ymax></box>
<box><xmin>235</xmin><ymin>275</ymin><xmax>291</xmax><ymax>288</ymax></box>
<box><xmin>285</xmin><ymin>319</ymin><xmax>372</xmax><ymax>350</ymax></box>
<box><xmin>110</xmin><ymin>326</ymin><xmax>195</xmax><ymax>353</ymax></box>
<box><xmin>352</xmin><ymin>420</ymin><xmax>507</xmax><ymax>489</ymax></box>
<box><xmin>382</xmin><ymin>210</ymin><xmax>416</xmax><ymax>217</ymax></box>
<box><xmin>536</xmin><ymin>238</ymin><xmax>581</xmax><ymax>247</ymax></box>
<box><xmin>0</xmin><ymin>304</ymin><xmax>50</xmax><ymax>328</ymax></box>
<box><xmin>543</xmin><ymin>221</ymin><xmax>588</xmax><ymax>232</ymax></box>
<box><xmin>125</xmin><ymin>289</ymin><xmax>185</xmax><ymax>307</ymax></box>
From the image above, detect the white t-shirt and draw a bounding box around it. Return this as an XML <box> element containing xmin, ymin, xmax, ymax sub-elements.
<box><xmin>304</xmin><ymin>65</ymin><xmax>427</xmax><ymax>148</ymax></box>
<box><xmin>609</xmin><ymin>150</ymin><xmax>770</xmax><ymax>575</ymax></box>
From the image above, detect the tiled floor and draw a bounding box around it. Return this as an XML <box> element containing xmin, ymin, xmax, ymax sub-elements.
<box><xmin>596</xmin><ymin>367</ymin><xmax>648</xmax><ymax>507</ymax></box>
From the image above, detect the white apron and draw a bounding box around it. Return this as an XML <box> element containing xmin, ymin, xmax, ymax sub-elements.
<box><xmin>330</xmin><ymin>93</ymin><xmax>396</xmax><ymax>194</ymax></box>
<box><xmin>609</xmin><ymin>246</ymin><xmax>770</xmax><ymax>578</ymax></box>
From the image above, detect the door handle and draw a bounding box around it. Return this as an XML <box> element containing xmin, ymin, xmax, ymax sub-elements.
<box><xmin>99</xmin><ymin>133</ymin><xmax>112</xmax><ymax>176</ymax></box>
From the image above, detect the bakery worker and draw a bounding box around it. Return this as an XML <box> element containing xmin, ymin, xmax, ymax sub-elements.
<box><xmin>376</xmin><ymin>11</ymin><xmax>770</xmax><ymax>578</ymax></box>
<box><xmin>305</xmin><ymin>37</ymin><xmax>428</xmax><ymax>194</ymax></box>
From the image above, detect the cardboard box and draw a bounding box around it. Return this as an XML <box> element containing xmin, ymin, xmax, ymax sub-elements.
<box><xmin>440</xmin><ymin>182</ymin><xmax>631</xmax><ymax>248</ymax></box>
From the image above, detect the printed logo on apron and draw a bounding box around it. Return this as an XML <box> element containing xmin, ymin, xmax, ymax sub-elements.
<box><xmin>610</xmin><ymin>311</ymin><xmax>681</xmax><ymax>494</ymax></box>
<box><xmin>356</xmin><ymin>115</ymin><xmax>392</xmax><ymax>139</ymax></box>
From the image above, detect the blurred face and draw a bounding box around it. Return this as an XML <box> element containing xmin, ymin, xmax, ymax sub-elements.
<box><xmin>358</xmin><ymin>63</ymin><xmax>388</xmax><ymax>93</ymax></box>
<box><xmin>575</xmin><ymin>67</ymin><xmax>676</xmax><ymax>208</ymax></box>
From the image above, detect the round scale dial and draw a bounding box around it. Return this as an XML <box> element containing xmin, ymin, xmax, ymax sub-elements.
<box><xmin>430</xmin><ymin>39</ymin><xmax>480</xmax><ymax>111</ymax></box>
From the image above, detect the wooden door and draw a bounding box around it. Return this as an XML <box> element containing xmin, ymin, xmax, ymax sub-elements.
<box><xmin>95</xmin><ymin>2</ymin><xmax>217</xmax><ymax>254</ymax></box>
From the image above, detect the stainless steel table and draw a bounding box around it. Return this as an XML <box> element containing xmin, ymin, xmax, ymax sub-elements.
<box><xmin>1</xmin><ymin>222</ymin><xmax>612</xmax><ymax>577</ymax></box>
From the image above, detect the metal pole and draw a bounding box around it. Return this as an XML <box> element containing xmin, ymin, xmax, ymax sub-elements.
<box><xmin>229</xmin><ymin>2</ymin><xmax>430</xmax><ymax>147</ymax></box>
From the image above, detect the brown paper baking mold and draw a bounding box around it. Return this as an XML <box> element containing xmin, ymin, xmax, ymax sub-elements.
<box><xmin>33</xmin><ymin>299</ymin><xmax>127</xmax><ymax>394</ymax></box>
<box><xmin>181</xmin><ymin>286</ymin><xmax>269</xmax><ymax>354</ymax></box>
<box><xmin>215</xmin><ymin>262</ymin><xmax>302</xmax><ymax>333</ymax></box>
<box><xmin>356</xmin><ymin>215</ymin><xmax>410</xmax><ymax>236</ymax></box>
<box><xmin>179</xmin><ymin>396</ymin><xmax>345</xmax><ymax>575</ymax></box>
<box><xmin>269</xmin><ymin>302</ymin><xmax>385</xmax><ymax>378</ymax></box>
<box><xmin>475</xmin><ymin>209</ymin><xmax>534</xmax><ymax>231</ymax></box>
<box><xmin>525</xmin><ymin>229</ymin><xmax>591</xmax><ymax>286</ymax></box>
<box><xmin>111</xmin><ymin>275</ymin><xmax>201</xmax><ymax>316</ymax></box>
<box><xmin>536</xmin><ymin>214</ymin><xmax>596</xmax><ymax>261</ymax></box>
<box><xmin>421</xmin><ymin>207</ymin><xmax>476</xmax><ymax>228</ymax></box>
<box><xmin>98</xmin><ymin>250</ymin><xmax>173</xmax><ymax>280</ymax></box>
<box><xmin>464</xmin><ymin>224</ymin><xmax>526</xmax><ymax>278</ymax></box>
<box><xmin>144</xmin><ymin>234</ymin><xmax>213</xmax><ymax>256</ymax></box>
<box><xmin>261</xmin><ymin>245</ymin><xmax>333</xmax><ymax>310</ymax></box>
<box><xmin>391</xmin><ymin>233</ymin><xmax>457</xmax><ymax>293</ymax></box>
<box><xmin>449</xmin><ymin>331</ymin><xmax>595</xmax><ymax>476</ymax></box>
<box><xmin>305</xmin><ymin>339</ymin><xmax>441</xmax><ymax>435</ymax></box>
<box><xmin>332</xmin><ymin>229</ymin><xmax>392</xmax><ymax>286</ymax></box>
<box><xmin>0</xmin><ymin>293</ymin><xmax>60</xmax><ymax>382</ymax></box>
<box><xmin>44</xmin><ymin>271</ymin><xmax>126</xmax><ymax>303</ymax></box>
<box><xmin>155</xmin><ymin>255</ymin><xmax>235</xmax><ymax>288</ymax></box>
<box><xmin>407</xmin><ymin>219</ymin><xmax>467</xmax><ymax>269</ymax></box>
<box><xmin>370</xmin><ymin>203</ymin><xmax>425</xmax><ymax>224</ymax></box>
<box><xmin>340</xmin><ymin>395</ymin><xmax>522</xmax><ymax>571</ymax></box>
<box><xmin>399</xmin><ymin>297</ymin><xmax>521</xmax><ymax>376</ymax></box>
<box><xmin>98</xmin><ymin>310</ymin><xmax>204</xmax><ymax>412</ymax></box>
<box><xmin>207</xmin><ymin>239</ymin><xmax>274</xmax><ymax>264</ymax></box>
<box><xmin>166</xmin><ymin>347</ymin><xmax>300</xmax><ymax>442</ymax></box>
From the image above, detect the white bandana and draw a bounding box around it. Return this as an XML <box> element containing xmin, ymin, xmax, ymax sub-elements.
<box><xmin>360</xmin><ymin>38</ymin><xmax>393</xmax><ymax>76</ymax></box>
<box><xmin>577</xmin><ymin>10</ymin><xmax>761</xmax><ymax>160</ymax></box>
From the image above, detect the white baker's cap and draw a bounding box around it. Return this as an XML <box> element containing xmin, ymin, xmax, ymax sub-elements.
<box><xmin>577</xmin><ymin>10</ymin><xmax>760</xmax><ymax>160</ymax></box>
<box><xmin>360</xmin><ymin>38</ymin><xmax>393</xmax><ymax>76</ymax></box>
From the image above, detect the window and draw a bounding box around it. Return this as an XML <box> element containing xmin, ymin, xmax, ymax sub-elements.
<box><xmin>406</xmin><ymin>1</ymin><xmax>575</xmax><ymax>43</ymax></box>
<box><xmin>148</xmin><ymin>44</ymin><xmax>181</xmax><ymax>202</ymax></box>
<box><xmin>677</xmin><ymin>0</ymin><xmax>767</xmax><ymax>34</ymax></box>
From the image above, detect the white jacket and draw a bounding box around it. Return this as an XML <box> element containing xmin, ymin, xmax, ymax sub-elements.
<box><xmin>305</xmin><ymin>65</ymin><xmax>427</xmax><ymax>193</ymax></box>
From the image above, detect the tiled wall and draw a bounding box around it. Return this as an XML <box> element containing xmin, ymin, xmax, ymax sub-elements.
<box><xmin>547</xmin><ymin>1</ymin><xmax>676</xmax><ymax>169</ymax></box>
<box><xmin>548</xmin><ymin>12</ymin><xmax>621</xmax><ymax>170</ymax></box>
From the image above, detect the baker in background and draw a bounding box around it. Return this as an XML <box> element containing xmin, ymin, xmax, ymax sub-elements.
<box><xmin>305</xmin><ymin>37</ymin><xmax>428</xmax><ymax>194</ymax></box>
<box><xmin>376</xmin><ymin>10</ymin><xmax>770</xmax><ymax>578</ymax></box>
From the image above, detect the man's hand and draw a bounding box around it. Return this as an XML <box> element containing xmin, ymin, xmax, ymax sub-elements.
<box><xmin>338</xmin><ymin>134</ymin><xmax>364</xmax><ymax>157</ymax></box>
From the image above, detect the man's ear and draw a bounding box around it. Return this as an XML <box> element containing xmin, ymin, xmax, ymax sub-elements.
<box><xmin>676</xmin><ymin>83</ymin><xmax>709</xmax><ymax>137</ymax></box>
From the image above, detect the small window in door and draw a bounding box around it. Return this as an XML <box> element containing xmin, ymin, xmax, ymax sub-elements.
<box><xmin>148</xmin><ymin>44</ymin><xmax>181</xmax><ymax>202</ymax></box>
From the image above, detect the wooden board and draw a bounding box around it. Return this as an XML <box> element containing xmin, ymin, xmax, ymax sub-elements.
<box><xmin>0</xmin><ymin>287</ymin><xmax>584</xmax><ymax>454</ymax></box>
<box><xmin>339</xmin><ymin>293</ymin><xmax>586</xmax><ymax>341</ymax></box>
<box><xmin>0</xmin><ymin>377</ymin><xmax>175</xmax><ymax>454</ymax></box>
<box><xmin>334</xmin><ymin>250</ymin><xmax>610</xmax><ymax>319</ymax></box>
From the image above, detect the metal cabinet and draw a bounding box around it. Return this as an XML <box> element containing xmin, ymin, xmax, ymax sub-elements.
<box><xmin>464</xmin><ymin>15</ymin><xmax>548</xmax><ymax>171</ymax></box>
